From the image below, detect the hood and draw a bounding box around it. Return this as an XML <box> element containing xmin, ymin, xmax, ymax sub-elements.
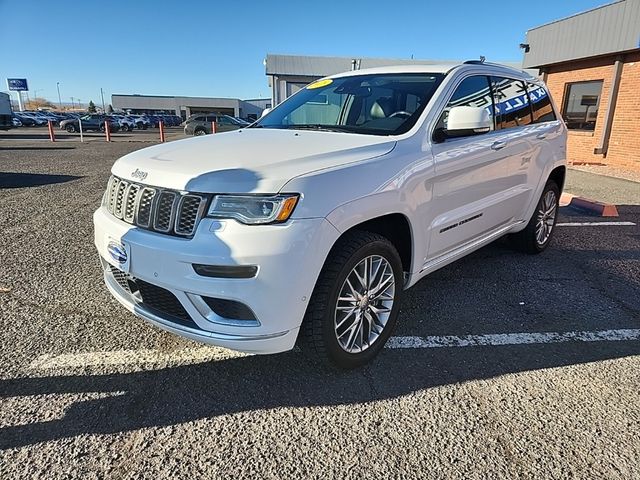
<box><xmin>111</xmin><ymin>128</ymin><xmax>396</xmax><ymax>193</ymax></box>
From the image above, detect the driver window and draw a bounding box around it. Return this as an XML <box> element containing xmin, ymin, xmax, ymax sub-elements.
<box><xmin>436</xmin><ymin>75</ymin><xmax>494</xmax><ymax>132</ymax></box>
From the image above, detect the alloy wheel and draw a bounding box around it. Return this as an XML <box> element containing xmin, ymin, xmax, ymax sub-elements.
<box><xmin>334</xmin><ymin>255</ymin><xmax>395</xmax><ymax>353</ymax></box>
<box><xmin>535</xmin><ymin>190</ymin><xmax>557</xmax><ymax>245</ymax></box>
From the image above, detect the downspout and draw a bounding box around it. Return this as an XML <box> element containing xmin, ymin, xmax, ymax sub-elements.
<box><xmin>594</xmin><ymin>56</ymin><xmax>624</xmax><ymax>156</ymax></box>
<box><xmin>271</xmin><ymin>75</ymin><xmax>277</xmax><ymax>106</ymax></box>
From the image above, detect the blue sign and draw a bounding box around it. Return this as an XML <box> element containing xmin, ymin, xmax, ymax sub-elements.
<box><xmin>7</xmin><ymin>78</ymin><xmax>28</xmax><ymax>91</ymax></box>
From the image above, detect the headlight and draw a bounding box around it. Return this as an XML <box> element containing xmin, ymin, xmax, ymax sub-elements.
<box><xmin>207</xmin><ymin>194</ymin><xmax>299</xmax><ymax>225</ymax></box>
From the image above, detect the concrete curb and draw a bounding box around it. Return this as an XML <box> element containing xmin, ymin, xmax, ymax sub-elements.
<box><xmin>561</xmin><ymin>192</ymin><xmax>619</xmax><ymax>217</ymax></box>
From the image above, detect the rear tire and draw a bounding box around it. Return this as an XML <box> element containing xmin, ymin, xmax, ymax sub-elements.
<box><xmin>300</xmin><ymin>230</ymin><xmax>404</xmax><ymax>369</ymax></box>
<box><xmin>510</xmin><ymin>180</ymin><xmax>560</xmax><ymax>254</ymax></box>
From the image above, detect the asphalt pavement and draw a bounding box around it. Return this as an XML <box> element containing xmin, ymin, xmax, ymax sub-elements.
<box><xmin>565</xmin><ymin>168</ymin><xmax>640</xmax><ymax>205</ymax></box>
<box><xmin>1</xmin><ymin>139</ymin><xmax>639</xmax><ymax>479</ymax></box>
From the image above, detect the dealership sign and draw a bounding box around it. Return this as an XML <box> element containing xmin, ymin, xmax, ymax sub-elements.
<box><xmin>7</xmin><ymin>78</ymin><xmax>28</xmax><ymax>91</ymax></box>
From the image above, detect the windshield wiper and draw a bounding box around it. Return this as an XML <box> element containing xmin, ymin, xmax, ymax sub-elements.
<box><xmin>284</xmin><ymin>124</ymin><xmax>352</xmax><ymax>133</ymax></box>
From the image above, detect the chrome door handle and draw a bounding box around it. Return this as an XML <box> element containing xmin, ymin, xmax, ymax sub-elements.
<box><xmin>536</xmin><ymin>133</ymin><xmax>547</xmax><ymax>140</ymax></box>
<box><xmin>491</xmin><ymin>141</ymin><xmax>507</xmax><ymax>150</ymax></box>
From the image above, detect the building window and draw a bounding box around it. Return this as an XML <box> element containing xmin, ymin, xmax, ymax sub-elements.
<box><xmin>562</xmin><ymin>81</ymin><xmax>603</xmax><ymax>131</ymax></box>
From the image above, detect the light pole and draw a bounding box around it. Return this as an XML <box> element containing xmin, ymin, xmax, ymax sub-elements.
<box><xmin>100</xmin><ymin>88</ymin><xmax>105</xmax><ymax>113</ymax></box>
<box><xmin>70</xmin><ymin>97</ymin><xmax>75</xmax><ymax>109</ymax></box>
<box><xmin>56</xmin><ymin>82</ymin><xmax>62</xmax><ymax>108</ymax></box>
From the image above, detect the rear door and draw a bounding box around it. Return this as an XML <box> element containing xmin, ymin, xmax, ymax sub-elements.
<box><xmin>489</xmin><ymin>76</ymin><xmax>537</xmax><ymax>222</ymax></box>
<box><xmin>521</xmin><ymin>83</ymin><xmax>565</xmax><ymax>206</ymax></box>
<box><xmin>427</xmin><ymin>74</ymin><xmax>524</xmax><ymax>260</ymax></box>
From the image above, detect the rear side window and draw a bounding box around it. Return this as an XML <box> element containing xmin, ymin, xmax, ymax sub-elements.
<box><xmin>527</xmin><ymin>83</ymin><xmax>556</xmax><ymax>123</ymax></box>
<box><xmin>491</xmin><ymin>77</ymin><xmax>532</xmax><ymax>129</ymax></box>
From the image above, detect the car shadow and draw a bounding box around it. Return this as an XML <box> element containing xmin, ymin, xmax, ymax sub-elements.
<box><xmin>1</xmin><ymin>340</ymin><xmax>639</xmax><ymax>450</ymax></box>
<box><xmin>0</xmin><ymin>172</ymin><xmax>83</xmax><ymax>188</ymax></box>
<box><xmin>1</xmin><ymin>199</ymin><xmax>638</xmax><ymax>451</ymax></box>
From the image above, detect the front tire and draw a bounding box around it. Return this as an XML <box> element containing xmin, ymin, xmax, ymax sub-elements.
<box><xmin>300</xmin><ymin>231</ymin><xmax>403</xmax><ymax>369</ymax></box>
<box><xmin>510</xmin><ymin>180</ymin><xmax>560</xmax><ymax>254</ymax></box>
<box><xmin>65</xmin><ymin>124</ymin><xmax>76</xmax><ymax>133</ymax></box>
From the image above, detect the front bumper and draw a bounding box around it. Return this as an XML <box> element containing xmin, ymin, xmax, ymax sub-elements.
<box><xmin>94</xmin><ymin>207</ymin><xmax>339</xmax><ymax>354</ymax></box>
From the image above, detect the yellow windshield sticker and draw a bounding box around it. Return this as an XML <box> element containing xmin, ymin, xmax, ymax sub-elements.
<box><xmin>306</xmin><ymin>78</ymin><xmax>333</xmax><ymax>89</ymax></box>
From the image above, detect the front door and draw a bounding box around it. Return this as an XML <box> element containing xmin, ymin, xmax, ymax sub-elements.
<box><xmin>427</xmin><ymin>74</ymin><xmax>522</xmax><ymax>261</ymax></box>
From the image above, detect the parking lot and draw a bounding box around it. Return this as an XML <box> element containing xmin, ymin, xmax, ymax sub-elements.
<box><xmin>1</xmin><ymin>138</ymin><xmax>639</xmax><ymax>478</ymax></box>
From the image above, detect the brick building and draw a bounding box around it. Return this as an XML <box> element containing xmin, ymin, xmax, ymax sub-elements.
<box><xmin>523</xmin><ymin>0</ymin><xmax>640</xmax><ymax>169</ymax></box>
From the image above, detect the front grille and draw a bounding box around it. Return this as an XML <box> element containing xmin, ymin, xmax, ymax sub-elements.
<box><xmin>109</xmin><ymin>265</ymin><xmax>199</xmax><ymax>329</ymax></box>
<box><xmin>110</xmin><ymin>265</ymin><xmax>132</xmax><ymax>291</ymax></box>
<box><xmin>104</xmin><ymin>176</ymin><xmax>206</xmax><ymax>237</ymax></box>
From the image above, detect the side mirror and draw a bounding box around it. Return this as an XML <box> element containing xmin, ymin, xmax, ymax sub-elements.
<box><xmin>260</xmin><ymin>107</ymin><xmax>271</xmax><ymax>118</ymax></box>
<box><xmin>445</xmin><ymin>106</ymin><xmax>492</xmax><ymax>137</ymax></box>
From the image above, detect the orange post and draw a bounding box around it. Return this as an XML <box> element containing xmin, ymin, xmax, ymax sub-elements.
<box><xmin>47</xmin><ymin>120</ymin><xmax>56</xmax><ymax>142</ymax></box>
<box><xmin>104</xmin><ymin>120</ymin><xmax>111</xmax><ymax>142</ymax></box>
<box><xmin>159</xmin><ymin>120</ymin><xmax>165</xmax><ymax>142</ymax></box>
<box><xmin>211</xmin><ymin>121</ymin><xmax>217</xmax><ymax>134</ymax></box>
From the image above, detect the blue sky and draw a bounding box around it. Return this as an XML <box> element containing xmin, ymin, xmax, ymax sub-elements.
<box><xmin>0</xmin><ymin>0</ymin><xmax>608</xmax><ymax>106</ymax></box>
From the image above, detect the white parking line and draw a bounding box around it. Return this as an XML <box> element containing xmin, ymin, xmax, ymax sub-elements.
<box><xmin>29</xmin><ymin>328</ymin><xmax>640</xmax><ymax>370</ymax></box>
<box><xmin>386</xmin><ymin>329</ymin><xmax>640</xmax><ymax>349</ymax></box>
<box><xmin>556</xmin><ymin>221</ymin><xmax>636</xmax><ymax>227</ymax></box>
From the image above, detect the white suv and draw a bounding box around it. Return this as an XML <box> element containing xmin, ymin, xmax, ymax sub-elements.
<box><xmin>94</xmin><ymin>62</ymin><xmax>566</xmax><ymax>368</ymax></box>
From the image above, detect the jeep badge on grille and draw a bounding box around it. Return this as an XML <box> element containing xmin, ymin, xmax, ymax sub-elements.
<box><xmin>131</xmin><ymin>168</ymin><xmax>148</xmax><ymax>181</ymax></box>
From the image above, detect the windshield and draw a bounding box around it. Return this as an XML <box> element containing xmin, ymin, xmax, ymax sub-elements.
<box><xmin>252</xmin><ymin>73</ymin><xmax>445</xmax><ymax>136</ymax></box>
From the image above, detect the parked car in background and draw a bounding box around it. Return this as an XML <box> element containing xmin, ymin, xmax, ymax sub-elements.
<box><xmin>60</xmin><ymin>114</ymin><xmax>120</xmax><ymax>133</ymax></box>
<box><xmin>13</xmin><ymin>113</ymin><xmax>36</xmax><ymax>126</ymax></box>
<box><xmin>95</xmin><ymin>62</ymin><xmax>566</xmax><ymax>368</ymax></box>
<box><xmin>155</xmin><ymin>114</ymin><xmax>181</xmax><ymax>127</ymax></box>
<box><xmin>233</xmin><ymin>116</ymin><xmax>251</xmax><ymax>126</ymax></box>
<box><xmin>183</xmin><ymin>114</ymin><xmax>247</xmax><ymax>136</ymax></box>
<box><xmin>18</xmin><ymin>112</ymin><xmax>47</xmax><ymax>126</ymax></box>
<box><xmin>33</xmin><ymin>111</ymin><xmax>61</xmax><ymax>126</ymax></box>
<box><xmin>0</xmin><ymin>92</ymin><xmax>13</xmax><ymax>130</ymax></box>
<box><xmin>111</xmin><ymin>115</ymin><xmax>135</xmax><ymax>132</ymax></box>
<box><xmin>130</xmin><ymin>115</ymin><xmax>150</xmax><ymax>130</ymax></box>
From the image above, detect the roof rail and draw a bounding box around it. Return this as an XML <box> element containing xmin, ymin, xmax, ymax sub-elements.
<box><xmin>464</xmin><ymin>59</ymin><xmax>522</xmax><ymax>68</ymax></box>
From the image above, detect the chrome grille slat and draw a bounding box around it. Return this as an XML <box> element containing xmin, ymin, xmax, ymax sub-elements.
<box><xmin>136</xmin><ymin>187</ymin><xmax>156</xmax><ymax>227</ymax></box>
<box><xmin>153</xmin><ymin>191</ymin><xmax>178</xmax><ymax>233</ymax></box>
<box><xmin>113</xmin><ymin>180</ymin><xmax>129</xmax><ymax>219</ymax></box>
<box><xmin>175</xmin><ymin>195</ymin><xmax>204</xmax><ymax>235</ymax></box>
<box><xmin>123</xmin><ymin>184</ymin><xmax>140</xmax><ymax>223</ymax></box>
<box><xmin>103</xmin><ymin>175</ymin><xmax>206</xmax><ymax>238</ymax></box>
<box><xmin>107</xmin><ymin>177</ymin><xmax>120</xmax><ymax>214</ymax></box>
